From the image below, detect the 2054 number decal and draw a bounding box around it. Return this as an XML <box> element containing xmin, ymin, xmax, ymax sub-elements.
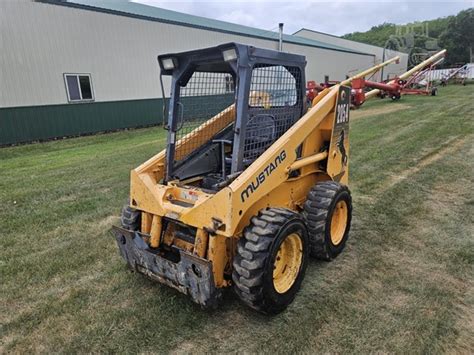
<box><xmin>336</xmin><ymin>103</ymin><xmax>349</xmax><ymax>124</ymax></box>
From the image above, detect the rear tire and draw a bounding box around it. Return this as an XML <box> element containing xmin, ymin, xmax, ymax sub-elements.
<box><xmin>232</xmin><ymin>208</ymin><xmax>309</xmax><ymax>314</ymax></box>
<box><xmin>121</xmin><ymin>204</ymin><xmax>141</xmax><ymax>231</ymax></box>
<box><xmin>303</xmin><ymin>181</ymin><xmax>352</xmax><ymax>261</ymax></box>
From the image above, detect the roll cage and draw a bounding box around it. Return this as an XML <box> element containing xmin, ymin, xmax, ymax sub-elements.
<box><xmin>158</xmin><ymin>43</ymin><xmax>307</xmax><ymax>186</ymax></box>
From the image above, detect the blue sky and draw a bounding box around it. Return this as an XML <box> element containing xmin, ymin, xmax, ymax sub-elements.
<box><xmin>135</xmin><ymin>0</ymin><xmax>472</xmax><ymax>36</ymax></box>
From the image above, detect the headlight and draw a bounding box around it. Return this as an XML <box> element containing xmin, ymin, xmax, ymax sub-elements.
<box><xmin>222</xmin><ymin>48</ymin><xmax>237</xmax><ymax>62</ymax></box>
<box><xmin>161</xmin><ymin>57</ymin><xmax>178</xmax><ymax>70</ymax></box>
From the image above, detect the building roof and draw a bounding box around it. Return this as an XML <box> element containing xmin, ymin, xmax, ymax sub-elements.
<box><xmin>294</xmin><ymin>28</ymin><xmax>385</xmax><ymax>51</ymax></box>
<box><xmin>40</xmin><ymin>0</ymin><xmax>373</xmax><ymax>57</ymax></box>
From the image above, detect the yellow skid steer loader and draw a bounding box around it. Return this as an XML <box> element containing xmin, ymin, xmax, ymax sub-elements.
<box><xmin>112</xmin><ymin>43</ymin><xmax>357</xmax><ymax>314</ymax></box>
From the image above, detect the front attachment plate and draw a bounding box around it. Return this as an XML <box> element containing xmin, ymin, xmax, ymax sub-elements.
<box><xmin>111</xmin><ymin>225</ymin><xmax>221</xmax><ymax>308</ymax></box>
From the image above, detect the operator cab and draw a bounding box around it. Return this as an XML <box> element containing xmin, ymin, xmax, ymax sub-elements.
<box><xmin>158</xmin><ymin>43</ymin><xmax>306</xmax><ymax>190</ymax></box>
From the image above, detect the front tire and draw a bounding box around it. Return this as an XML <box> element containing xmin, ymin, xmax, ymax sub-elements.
<box><xmin>232</xmin><ymin>208</ymin><xmax>309</xmax><ymax>314</ymax></box>
<box><xmin>303</xmin><ymin>181</ymin><xmax>352</xmax><ymax>261</ymax></box>
<box><xmin>121</xmin><ymin>204</ymin><xmax>141</xmax><ymax>231</ymax></box>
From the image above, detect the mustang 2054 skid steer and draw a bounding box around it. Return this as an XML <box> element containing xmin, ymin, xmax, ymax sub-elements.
<box><xmin>112</xmin><ymin>43</ymin><xmax>360</xmax><ymax>314</ymax></box>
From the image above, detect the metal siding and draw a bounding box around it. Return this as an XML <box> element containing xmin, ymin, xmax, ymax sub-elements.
<box><xmin>0</xmin><ymin>93</ymin><xmax>236</xmax><ymax>145</ymax></box>
<box><xmin>1</xmin><ymin>1</ymin><xmax>374</xmax><ymax>108</ymax></box>
<box><xmin>0</xmin><ymin>1</ymin><xmax>375</xmax><ymax>144</ymax></box>
<box><xmin>295</xmin><ymin>29</ymin><xmax>409</xmax><ymax>81</ymax></box>
<box><xmin>0</xmin><ymin>99</ymin><xmax>163</xmax><ymax>145</ymax></box>
<box><xmin>43</xmin><ymin>0</ymin><xmax>373</xmax><ymax>56</ymax></box>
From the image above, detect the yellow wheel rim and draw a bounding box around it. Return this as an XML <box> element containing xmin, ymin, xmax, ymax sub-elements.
<box><xmin>273</xmin><ymin>233</ymin><xmax>303</xmax><ymax>294</ymax></box>
<box><xmin>330</xmin><ymin>200</ymin><xmax>348</xmax><ymax>245</ymax></box>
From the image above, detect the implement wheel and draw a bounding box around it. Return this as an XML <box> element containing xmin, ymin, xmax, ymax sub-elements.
<box><xmin>303</xmin><ymin>181</ymin><xmax>352</xmax><ymax>261</ymax></box>
<box><xmin>121</xmin><ymin>204</ymin><xmax>141</xmax><ymax>231</ymax></box>
<box><xmin>232</xmin><ymin>208</ymin><xmax>309</xmax><ymax>314</ymax></box>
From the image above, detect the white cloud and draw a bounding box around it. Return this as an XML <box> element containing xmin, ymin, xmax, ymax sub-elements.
<box><xmin>219</xmin><ymin>10</ymin><xmax>261</xmax><ymax>28</ymax></box>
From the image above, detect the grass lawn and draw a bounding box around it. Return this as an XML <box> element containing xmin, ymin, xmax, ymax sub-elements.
<box><xmin>1</xmin><ymin>85</ymin><xmax>473</xmax><ymax>353</ymax></box>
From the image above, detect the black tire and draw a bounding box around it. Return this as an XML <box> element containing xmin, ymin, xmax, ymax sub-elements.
<box><xmin>303</xmin><ymin>181</ymin><xmax>352</xmax><ymax>261</ymax></box>
<box><xmin>121</xmin><ymin>204</ymin><xmax>141</xmax><ymax>231</ymax></box>
<box><xmin>232</xmin><ymin>208</ymin><xmax>309</xmax><ymax>314</ymax></box>
<box><xmin>431</xmin><ymin>87</ymin><xmax>438</xmax><ymax>96</ymax></box>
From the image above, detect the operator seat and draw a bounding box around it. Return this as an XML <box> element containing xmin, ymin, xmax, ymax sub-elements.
<box><xmin>243</xmin><ymin>114</ymin><xmax>276</xmax><ymax>164</ymax></box>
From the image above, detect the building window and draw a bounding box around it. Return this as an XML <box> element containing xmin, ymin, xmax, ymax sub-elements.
<box><xmin>64</xmin><ymin>74</ymin><xmax>94</xmax><ymax>102</ymax></box>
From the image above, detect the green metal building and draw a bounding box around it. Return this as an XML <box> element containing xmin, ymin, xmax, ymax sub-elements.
<box><xmin>0</xmin><ymin>0</ymin><xmax>407</xmax><ymax>145</ymax></box>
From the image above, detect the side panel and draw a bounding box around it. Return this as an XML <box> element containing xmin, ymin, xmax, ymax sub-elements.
<box><xmin>0</xmin><ymin>98</ymin><xmax>164</xmax><ymax>145</ymax></box>
<box><xmin>0</xmin><ymin>94</ymin><xmax>229</xmax><ymax>145</ymax></box>
<box><xmin>326</xmin><ymin>86</ymin><xmax>351</xmax><ymax>185</ymax></box>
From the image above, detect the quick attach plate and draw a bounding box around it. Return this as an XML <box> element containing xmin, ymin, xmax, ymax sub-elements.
<box><xmin>111</xmin><ymin>225</ymin><xmax>221</xmax><ymax>308</ymax></box>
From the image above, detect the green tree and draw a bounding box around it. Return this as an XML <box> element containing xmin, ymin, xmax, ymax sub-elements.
<box><xmin>342</xmin><ymin>8</ymin><xmax>474</xmax><ymax>66</ymax></box>
<box><xmin>439</xmin><ymin>9</ymin><xmax>474</xmax><ymax>65</ymax></box>
<box><xmin>343</xmin><ymin>23</ymin><xmax>396</xmax><ymax>47</ymax></box>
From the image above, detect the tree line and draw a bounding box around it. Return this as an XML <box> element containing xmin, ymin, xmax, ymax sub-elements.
<box><xmin>342</xmin><ymin>8</ymin><xmax>473</xmax><ymax>67</ymax></box>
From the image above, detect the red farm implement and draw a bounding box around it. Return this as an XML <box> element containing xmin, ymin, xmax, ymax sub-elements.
<box><xmin>351</xmin><ymin>50</ymin><xmax>447</xmax><ymax>107</ymax></box>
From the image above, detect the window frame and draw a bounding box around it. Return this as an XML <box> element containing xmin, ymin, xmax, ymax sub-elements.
<box><xmin>63</xmin><ymin>73</ymin><xmax>95</xmax><ymax>103</ymax></box>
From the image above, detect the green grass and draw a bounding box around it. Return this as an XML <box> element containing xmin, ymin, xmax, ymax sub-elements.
<box><xmin>1</xmin><ymin>85</ymin><xmax>473</xmax><ymax>353</ymax></box>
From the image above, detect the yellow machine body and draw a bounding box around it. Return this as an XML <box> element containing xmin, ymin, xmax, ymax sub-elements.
<box><xmin>111</xmin><ymin>43</ymin><xmax>404</xmax><ymax>310</ymax></box>
<box><xmin>128</xmin><ymin>86</ymin><xmax>349</xmax><ymax>288</ymax></box>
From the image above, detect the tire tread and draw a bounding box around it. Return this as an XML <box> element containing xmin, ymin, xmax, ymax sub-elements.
<box><xmin>120</xmin><ymin>204</ymin><xmax>141</xmax><ymax>231</ymax></box>
<box><xmin>233</xmin><ymin>208</ymin><xmax>304</xmax><ymax>313</ymax></box>
<box><xmin>303</xmin><ymin>181</ymin><xmax>351</xmax><ymax>260</ymax></box>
